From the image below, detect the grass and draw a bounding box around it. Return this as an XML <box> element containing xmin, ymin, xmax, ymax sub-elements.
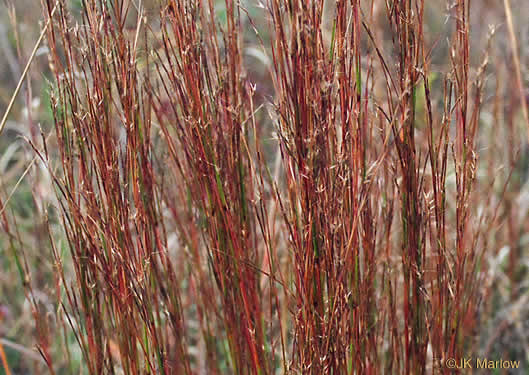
<box><xmin>0</xmin><ymin>0</ymin><xmax>528</xmax><ymax>373</ymax></box>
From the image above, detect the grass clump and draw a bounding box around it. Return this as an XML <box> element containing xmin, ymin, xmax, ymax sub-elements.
<box><xmin>0</xmin><ymin>0</ymin><xmax>526</xmax><ymax>373</ymax></box>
